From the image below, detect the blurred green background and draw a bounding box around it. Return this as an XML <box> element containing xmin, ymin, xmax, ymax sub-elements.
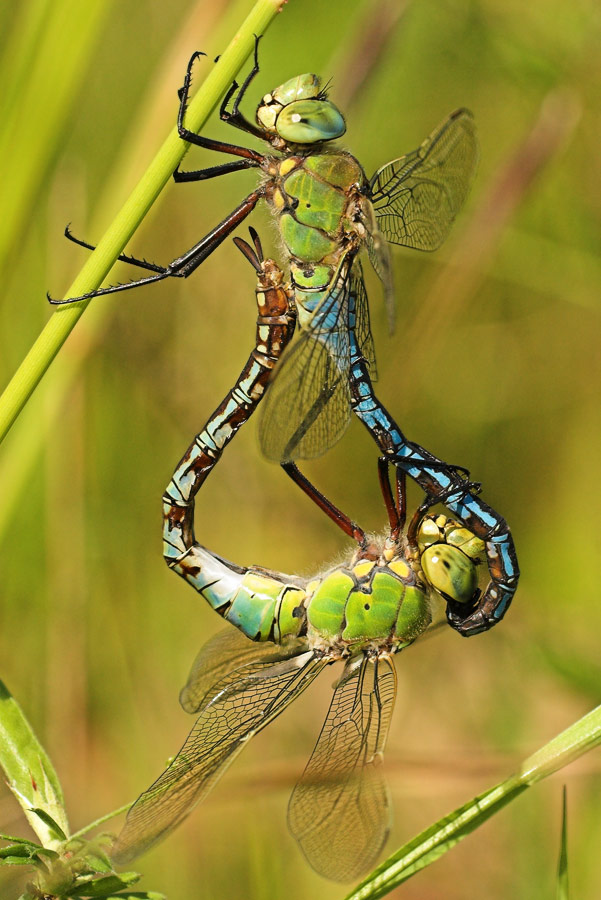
<box><xmin>1</xmin><ymin>0</ymin><xmax>601</xmax><ymax>897</ymax></box>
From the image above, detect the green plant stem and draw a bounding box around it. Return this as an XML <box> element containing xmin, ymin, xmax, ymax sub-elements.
<box><xmin>0</xmin><ymin>0</ymin><xmax>285</xmax><ymax>447</ymax></box>
<box><xmin>344</xmin><ymin>703</ymin><xmax>601</xmax><ymax>900</ymax></box>
<box><xmin>69</xmin><ymin>802</ymin><xmax>132</xmax><ymax>841</ymax></box>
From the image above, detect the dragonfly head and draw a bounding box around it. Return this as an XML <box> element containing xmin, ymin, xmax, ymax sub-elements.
<box><xmin>417</xmin><ymin>515</ymin><xmax>485</xmax><ymax>606</ymax></box>
<box><xmin>257</xmin><ymin>74</ymin><xmax>346</xmax><ymax>145</ymax></box>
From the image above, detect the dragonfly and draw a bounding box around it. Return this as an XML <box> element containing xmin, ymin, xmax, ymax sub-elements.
<box><xmin>112</xmin><ymin>231</ymin><xmax>488</xmax><ymax>881</ymax></box>
<box><xmin>50</xmin><ymin>43</ymin><xmax>518</xmax><ymax>633</ymax></box>
<box><xmin>48</xmin><ymin>38</ymin><xmax>476</xmax><ymax>454</ymax></box>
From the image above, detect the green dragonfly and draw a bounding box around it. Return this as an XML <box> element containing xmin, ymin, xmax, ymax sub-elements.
<box><xmin>50</xmin><ymin>37</ymin><xmax>477</xmax><ymax>465</ymax></box>
<box><xmin>51</xmin><ymin>40</ymin><xmax>516</xmax><ymax>635</ymax></box>
<box><xmin>112</xmin><ymin>231</ymin><xmax>487</xmax><ymax>882</ymax></box>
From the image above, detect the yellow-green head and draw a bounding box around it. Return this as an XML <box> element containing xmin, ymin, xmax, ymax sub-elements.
<box><xmin>417</xmin><ymin>515</ymin><xmax>485</xmax><ymax>605</ymax></box>
<box><xmin>256</xmin><ymin>74</ymin><xmax>346</xmax><ymax>144</ymax></box>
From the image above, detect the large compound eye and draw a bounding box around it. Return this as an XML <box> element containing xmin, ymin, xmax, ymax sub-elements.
<box><xmin>271</xmin><ymin>73</ymin><xmax>322</xmax><ymax>105</ymax></box>
<box><xmin>446</xmin><ymin>525</ymin><xmax>485</xmax><ymax>560</ymax></box>
<box><xmin>421</xmin><ymin>544</ymin><xmax>478</xmax><ymax>604</ymax></box>
<box><xmin>276</xmin><ymin>99</ymin><xmax>345</xmax><ymax>143</ymax></box>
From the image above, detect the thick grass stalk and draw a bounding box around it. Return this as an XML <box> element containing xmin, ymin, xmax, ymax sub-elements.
<box><xmin>0</xmin><ymin>0</ymin><xmax>286</xmax><ymax>446</ymax></box>
<box><xmin>344</xmin><ymin>704</ymin><xmax>601</xmax><ymax>900</ymax></box>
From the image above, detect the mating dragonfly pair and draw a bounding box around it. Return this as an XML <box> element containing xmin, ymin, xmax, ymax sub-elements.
<box><xmin>52</xmin><ymin>41</ymin><xmax>519</xmax><ymax>881</ymax></box>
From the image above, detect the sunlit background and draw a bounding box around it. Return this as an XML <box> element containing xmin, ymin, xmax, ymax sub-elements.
<box><xmin>1</xmin><ymin>0</ymin><xmax>601</xmax><ymax>897</ymax></box>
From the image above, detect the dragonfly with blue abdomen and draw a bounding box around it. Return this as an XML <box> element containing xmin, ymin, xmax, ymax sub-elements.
<box><xmin>112</xmin><ymin>231</ymin><xmax>489</xmax><ymax>881</ymax></box>
<box><xmin>50</xmin><ymin>40</ymin><xmax>518</xmax><ymax>633</ymax></box>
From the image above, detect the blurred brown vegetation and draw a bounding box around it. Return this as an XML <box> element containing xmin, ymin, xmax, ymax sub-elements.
<box><xmin>1</xmin><ymin>0</ymin><xmax>601</xmax><ymax>897</ymax></box>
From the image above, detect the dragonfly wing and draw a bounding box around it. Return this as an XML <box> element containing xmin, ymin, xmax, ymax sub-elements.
<box><xmin>364</xmin><ymin>201</ymin><xmax>396</xmax><ymax>335</ymax></box>
<box><xmin>259</xmin><ymin>260</ymin><xmax>355</xmax><ymax>462</ymax></box>
<box><xmin>369</xmin><ymin>108</ymin><xmax>478</xmax><ymax>251</ymax></box>
<box><xmin>112</xmin><ymin>648</ymin><xmax>327</xmax><ymax>864</ymax></box>
<box><xmin>180</xmin><ymin>628</ymin><xmax>307</xmax><ymax>714</ymax></box>
<box><xmin>351</xmin><ymin>261</ymin><xmax>378</xmax><ymax>380</ymax></box>
<box><xmin>288</xmin><ymin>653</ymin><xmax>397</xmax><ymax>882</ymax></box>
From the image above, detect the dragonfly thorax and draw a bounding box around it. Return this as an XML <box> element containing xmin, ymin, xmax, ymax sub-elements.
<box><xmin>305</xmin><ymin>550</ymin><xmax>432</xmax><ymax>654</ymax></box>
<box><xmin>257</xmin><ymin>73</ymin><xmax>346</xmax><ymax>145</ymax></box>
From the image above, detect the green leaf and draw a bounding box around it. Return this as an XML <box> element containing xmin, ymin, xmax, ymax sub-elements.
<box><xmin>0</xmin><ymin>843</ymin><xmax>33</xmax><ymax>858</ymax></box>
<box><xmin>0</xmin><ymin>834</ymin><xmax>42</xmax><ymax>846</ymax></box>
<box><xmin>76</xmin><ymin>846</ymin><xmax>114</xmax><ymax>875</ymax></box>
<box><xmin>344</xmin><ymin>704</ymin><xmax>601</xmax><ymax>900</ymax></box>
<box><xmin>29</xmin><ymin>807</ymin><xmax>69</xmax><ymax>842</ymax></box>
<box><xmin>0</xmin><ymin>679</ymin><xmax>69</xmax><ymax>846</ymax></box>
<box><xmin>0</xmin><ymin>855</ymin><xmax>36</xmax><ymax>866</ymax></box>
<box><xmin>556</xmin><ymin>785</ymin><xmax>569</xmax><ymax>900</ymax></box>
<box><xmin>70</xmin><ymin>871</ymin><xmax>141</xmax><ymax>897</ymax></box>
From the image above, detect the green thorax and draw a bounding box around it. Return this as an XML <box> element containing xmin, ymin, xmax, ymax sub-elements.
<box><xmin>269</xmin><ymin>152</ymin><xmax>367</xmax><ymax>266</ymax></box>
<box><xmin>305</xmin><ymin>555</ymin><xmax>432</xmax><ymax>653</ymax></box>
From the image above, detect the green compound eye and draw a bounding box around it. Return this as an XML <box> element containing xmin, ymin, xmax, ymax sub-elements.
<box><xmin>276</xmin><ymin>99</ymin><xmax>346</xmax><ymax>143</ymax></box>
<box><xmin>421</xmin><ymin>543</ymin><xmax>478</xmax><ymax>604</ymax></box>
<box><xmin>271</xmin><ymin>73</ymin><xmax>323</xmax><ymax>105</ymax></box>
<box><xmin>445</xmin><ymin>525</ymin><xmax>485</xmax><ymax>560</ymax></box>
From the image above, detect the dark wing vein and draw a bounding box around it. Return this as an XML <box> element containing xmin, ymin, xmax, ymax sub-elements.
<box><xmin>369</xmin><ymin>108</ymin><xmax>478</xmax><ymax>251</ymax></box>
<box><xmin>287</xmin><ymin>653</ymin><xmax>397</xmax><ymax>882</ymax></box>
<box><xmin>112</xmin><ymin>648</ymin><xmax>326</xmax><ymax>865</ymax></box>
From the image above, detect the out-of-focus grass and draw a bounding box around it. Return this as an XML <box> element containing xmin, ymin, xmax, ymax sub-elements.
<box><xmin>1</xmin><ymin>0</ymin><xmax>601</xmax><ymax>898</ymax></box>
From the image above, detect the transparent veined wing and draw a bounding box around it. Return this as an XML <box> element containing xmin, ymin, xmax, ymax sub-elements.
<box><xmin>112</xmin><ymin>647</ymin><xmax>328</xmax><ymax>864</ymax></box>
<box><xmin>363</xmin><ymin>200</ymin><xmax>395</xmax><ymax>334</ymax></box>
<box><xmin>259</xmin><ymin>255</ymin><xmax>376</xmax><ymax>462</ymax></box>
<box><xmin>287</xmin><ymin>652</ymin><xmax>397</xmax><ymax>882</ymax></box>
<box><xmin>180</xmin><ymin>628</ymin><xmax>308</xmax><ymax>714</ymax></box>
<box><xmin>369</xmin><ymin>108</ymin><xmax>478</xmax><ymax>251</ymax></box>
<box><xmin>352</xmin><ymin>261</ymin><xmax>377</xmax><ymax>381</ymax></box>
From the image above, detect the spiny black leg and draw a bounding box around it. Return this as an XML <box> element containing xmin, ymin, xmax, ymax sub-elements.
<box><xmin>232</xmin><ymin>34</ymin><xmax>262</xmax><ymax>116</ymax></box>
<box><xmin>220</xmin><ymin>35</ymin><xmax>268</xmax><ymax>140</ymax></box>
<box><xmin>48</xmin><ymin>189</ymin><xmax>263</xmax><ymax>305</ymax></box>
<box><xmin>282</xmin><ymin>462</ymin><xmax>366</xmax><ymax>547</ymax></box>
<box><xmin>64</xmin><ymin>225</ymin><xmax>165</xmax><ymax>274</ymax></box>
<box><xmin>176</xmin><ymin>51</ymin><xmax>264</xmax><ymax>162</ymax></box>
<box><xmin>173</xmin><ymin>158</ymin><xmax>258</xmax><ymax>183</ymax></box>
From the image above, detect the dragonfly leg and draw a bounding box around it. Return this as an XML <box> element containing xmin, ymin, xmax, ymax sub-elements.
<box><xmin>48</xmin><ymin>188</ymin><xmax>264</xmax><ymax>305</ymax></box>
<box><xmin>219</xmin><ymin>35</ymin><xmax>268</xmax><ymax>141</ymax></box>
<box><xmin>173</xmin><ymin>158</ymin><xmax>259</xmax><ymax>183</ymax></box>
<box><xmin>282</xmin><ymin>462</ymin><xmax>367</xmax><ymax>549</ymax></box>
<box><xmin>349</xmin><ymin>358</ymin><xmax>519</xmax><ymax>636</ymax></box>
<box><xmin>176</xmin><ymin>50</ymin><xmax>265</xmax><ymax>162</ymax></box>
<box><xmin>377</xmin><ymin>456</ymin><xmax>405</xmax><ymax>541</ymax></box>
<box><xmin>63</xmin><ymin>224</ymin><xmax>165</xmax><ymax>273</ymax></box>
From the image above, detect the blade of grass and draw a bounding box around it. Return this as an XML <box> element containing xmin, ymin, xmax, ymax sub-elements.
<box><xmin>556</xmin><ymin>785</ymin><xmax>569</xmax><ymax>900</ymax></box>
<box><xmin>0</xmin><ymin>0</ymin><xmax>232</xmax><ymax>545</ymax></box>
<box><xmin>0</xmin><ymin>0</ymin><xmax>114</xmax><ymax>275</ymax></box>
<box><xmin>344</xmin><ymin>704</ymin><xmax>601</xmax><ymax>900</ymax></box>
<box><xmin>0</xmin><ymin>0</ymin><xmax>286</xmax><ymax>446</ymax></box>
